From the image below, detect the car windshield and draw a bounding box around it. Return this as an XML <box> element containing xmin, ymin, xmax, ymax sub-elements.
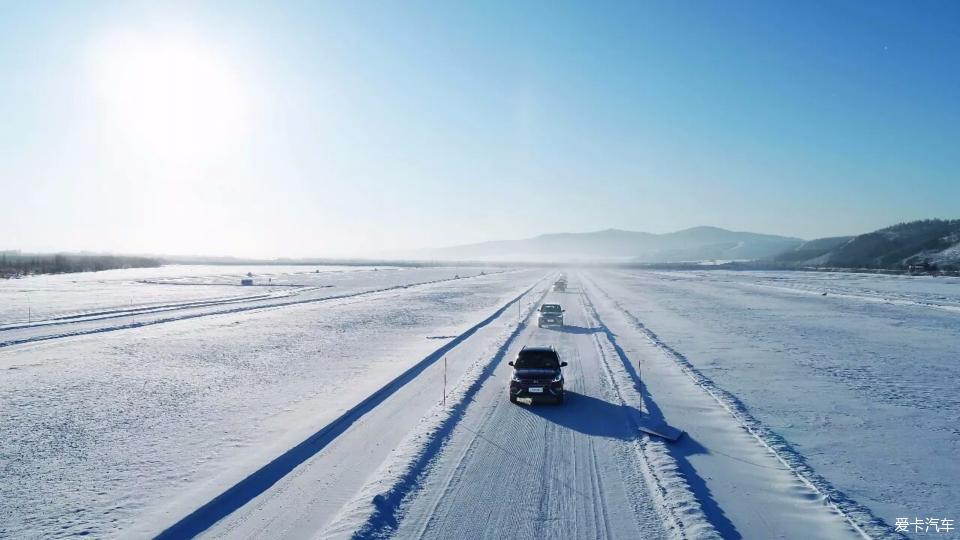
<box><xmin>541</xmin><ymin>304</ymin><xmax>561</xmax><ymax>313</ymax></box>
<box><xmin>515</xmin><ymin>350</ymin><xmax>560</xmax><ymax>369</ymax></box>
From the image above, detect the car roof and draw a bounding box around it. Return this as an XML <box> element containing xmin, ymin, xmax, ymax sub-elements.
<box><xmin>520</xmin><ymin>346</ymin><xmax>556</xmax><ymax>353</ymax></box>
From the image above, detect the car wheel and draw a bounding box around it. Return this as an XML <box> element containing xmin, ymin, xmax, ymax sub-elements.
<box><xmin>509</xmin><ymin>394</ymin><xmax>518</xmax><ymax>404</ymax></box>
<box><xmin>556</xmin><ymin>392</ymin><xmax>564</xmax><ymax>404</ymax></box>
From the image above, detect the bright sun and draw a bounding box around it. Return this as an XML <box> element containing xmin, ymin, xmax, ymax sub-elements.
<box><xmin>89</xmin><ymin>30</ymin><xmax>249</xmax><ymax>164</ymax></box>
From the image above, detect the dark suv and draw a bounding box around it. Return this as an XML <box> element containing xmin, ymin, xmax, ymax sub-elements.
<box><xmin>508</xmin><ymin>346</ymin><xmax>567</xmax><ymax>404</ymax></box>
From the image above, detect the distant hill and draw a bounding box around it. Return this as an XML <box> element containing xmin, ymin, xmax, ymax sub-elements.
<box><xmin>773</xmin><ymin>219</ymin><xmax>960</xmax><ymax>270</ymax></box>
<box><xmin>415</xmin><ymin>226</ymin><xmax>803</xmax><ymax>263</ymax></box>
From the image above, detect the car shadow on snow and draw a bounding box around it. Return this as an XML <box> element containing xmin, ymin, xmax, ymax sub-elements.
<box><xmin>520</xmin><ymin>391</ymin><xmax>637</xmax><ymax>440</ymax></box>
<box><xmin>548</xmin><ymin>324</ymin><xmax>602</xmax><ymax>335</ymax></box>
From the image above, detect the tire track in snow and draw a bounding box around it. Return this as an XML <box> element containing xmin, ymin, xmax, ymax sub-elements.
<box><xmin>585</xmin><ymin>274</ymin><xmax>896</xmax><ymax>540</ymax></box>
<box><xmin>559</xmin><ymin>338</ymin><xmax>615</xmax><ymax>540</ymax></box>
<box><xmin>588</xmin><ymin>438</ymin><xmax>615</xmax><ymax>540</ymax></box>
<box><xmin>409</xmin><ymin>399</ymin><xmax>500</xmax><ymax>539</ymax></box>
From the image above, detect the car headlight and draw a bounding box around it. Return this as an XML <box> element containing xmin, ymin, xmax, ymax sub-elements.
<box><xmin>551</xmin><ymin>373</ymin><xmax>562</xmax><ymax>383</ymax></box>
<box><xmin>511</xmin><ymin>374</ymin><xmax>522</xmax><ymax>383</ymax></box>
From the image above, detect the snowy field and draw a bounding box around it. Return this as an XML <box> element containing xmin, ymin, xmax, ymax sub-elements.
<box><xmin>0</xmin><ymin>266</ymin><xmax>503</xmax><ymax>349</ymax></box>
<box><xmin>2</xmin><ymin>266</ymin><xmax>956</xmax><ymax>539</ymax></box>
<box><xmin>0</xmin><ymin>265</ymin><xmax>482</xmax><ymax>325</ymax></box>
<box><xmin>0</xmin><ymin>265</ymin><xmax>540</xmax><ymax>538</ymax></box>
<box><xmin>594</xmin><ymin>269</ymin><xmax>960</xmax><ymax>536</ymax></box>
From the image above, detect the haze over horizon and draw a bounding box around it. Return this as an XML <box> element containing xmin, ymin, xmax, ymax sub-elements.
<box><xmin>4</xmin><ymin>1</ymin><xmax>959</xmax><ymax>258</ymax></box>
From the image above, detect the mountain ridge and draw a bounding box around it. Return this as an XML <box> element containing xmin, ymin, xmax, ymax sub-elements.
<box><xmin>409</xmin><ymin>219</ymin><xmax>960</xmax><ymax>270</ymax></box>
<box><xmin>413</xmin><ymin>226</ymin><xmax>804</xmax><ymax>262</ymax></box>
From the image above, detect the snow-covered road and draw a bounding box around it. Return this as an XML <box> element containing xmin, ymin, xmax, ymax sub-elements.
<box><xmin>384</xmin><ymin>283</ymin><xmax>690</xmax><ymax>540</ymax></box>
<box><xmin>360</xmin><ymin>276</ymin><xmax>863</xmax><ymax>540</ymax></box>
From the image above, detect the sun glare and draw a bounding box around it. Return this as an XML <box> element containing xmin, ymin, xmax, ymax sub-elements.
<box><xmin>89</xmin><ymin>30</ymin><xmax>249</xmax><ymax>164</ymax></box>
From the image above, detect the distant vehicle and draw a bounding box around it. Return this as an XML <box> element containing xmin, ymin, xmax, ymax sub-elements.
<box><xmin>538</xmin><ymin>303</ymin><xmax>564</xmax><ymax>327</ymax></box>
<box><xmin>508</xmin><ymin>346</ymin><xmax>567</xmax><ymax>404</ymax></box>
<box><xmin>908</xmin><ymin>262</ymin><xmax>937</xmax><ymax>274</ymax></box>
<box><xmin>553</xmin><ymin>280</ymin><xmax>566</xmax><ymax>292</ymax></box>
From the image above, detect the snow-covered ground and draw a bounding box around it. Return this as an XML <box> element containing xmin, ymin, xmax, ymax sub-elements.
<box><xmin>0</xmin><ymin>266</ymin><xmax>502</xmax><ymax>348</ymax></box>
<box><xmin>2</xmin><ymin>267</ymin><xmax>955</xmax><ymax>539</ymax></box>
<box><xmin>640</xmin><ymin>269</ymin><xmax>960</xmax><ymax>313</ymax></box>
<box><xmin>0</xmin><ymin>266</ymin><xmax>540</xmax><ymax>538</ymax></box>
<box><xmin>594</xmin><ymin>269</ymin><xmax>959</xmax><ymax>537</ymax></box>
<box><xmin>0</xmin><ymin>265</ymin><xmax>483</xmax><ymax>325</ymax></box>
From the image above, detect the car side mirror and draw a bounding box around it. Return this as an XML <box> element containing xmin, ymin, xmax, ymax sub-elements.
<box><xmin>508</xmin><ymin>361</ymin><xmax>514</xmax><ymax>366</ymax></box>
<box><xmin>560</xmin><ymin>362</ymin><xmax>568</xmax><ymax>367</ymax></box>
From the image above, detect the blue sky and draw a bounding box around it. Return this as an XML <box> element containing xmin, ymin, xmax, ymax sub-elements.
<box><xmin>2</xmin><ymin>1</ymin><xmax>958</xmax><ymax>257</ymax></box>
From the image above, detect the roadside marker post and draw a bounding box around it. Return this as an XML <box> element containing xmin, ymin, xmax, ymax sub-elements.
<box><xmin>443</xmin><ymin>356</ymin><xmax>447</xmax><ymax>408</ymax></box>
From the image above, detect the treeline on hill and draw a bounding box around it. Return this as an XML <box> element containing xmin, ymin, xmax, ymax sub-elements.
<box><xmin>0</xmin><ymin>253</ymin><xmax>161</xmax><ymax>278</ymax></box>
<box><xmin>773</xmin><ymin>219</ymin><xmax>960</xmax><ymax>272</ymax></box>
<box><xmin>831</xmin><ymin>219</ymin><xmax>960</xmax><ymax>269</ymax></box>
